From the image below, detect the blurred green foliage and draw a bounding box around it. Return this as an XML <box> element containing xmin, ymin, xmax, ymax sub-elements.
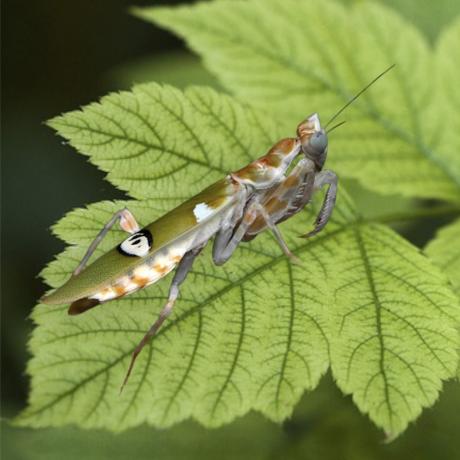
<box><xmin>113</xmin><ymin>51</ymin><xmax>221</xmax><ymax>89</ymax></box>
<box><xmin>3</xmin><ymin>0</ymin><xmax>460</xmax><ymax>459</ymax></box>
<box><xmin>4</xmin><ymin>377</ymin><xmax>460</xmax><ymax>460</ymax></box>
<box><xmin>376</xmin><ymin>0</ymin><xmax>460</xmax><ymax>42</ymax></box>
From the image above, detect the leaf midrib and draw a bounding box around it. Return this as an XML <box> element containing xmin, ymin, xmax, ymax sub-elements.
<box><xmin>51</xmin><ymin>119</ymin><xmax>227</xmax><ymax>175</ymax></box>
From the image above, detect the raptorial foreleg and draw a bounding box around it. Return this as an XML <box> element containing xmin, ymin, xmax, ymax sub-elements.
<box><xmin>301</xmin><ymin>170</ymin><xmax>338</xmax><ymax>238</ymax></box>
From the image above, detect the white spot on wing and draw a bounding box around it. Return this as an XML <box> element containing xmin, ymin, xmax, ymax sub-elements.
<box><xmin>117</xmin><ymin>276</ymin><xmax>132</xmax><ymax>288</ymax></box>
<box><xmin>90</xmin><ymin>288</ymin><xmax>116</xmax><ymax>302</ymax></box>
<box><xmin>125</xmin><ymin>281</ymin><xmax>140</xmax><ymax>293</ymax></box>
<box><xmin>120</xmin><ymin>232</ymin><xmax>150</xmax><ymax>257</ymax></box>
<box><xmin>134</xmin><ymin>265</ymin><xmax>154</xmax><ymax>280</ymax></box>
<box><xmin>193</xmin><ymin>202</ymin><xmax>214</xmax><ymax>222</ymax></box>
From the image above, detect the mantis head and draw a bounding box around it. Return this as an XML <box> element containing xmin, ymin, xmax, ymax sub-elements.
<box><xmin>295</xmin><ymin>66</ymin><xmax>396</xmax><ymax>171</ymax></box>
<box><xmin>297</xmin><ymin>113</ymin><xmax>328</xmax><ymax>170</ymax></box>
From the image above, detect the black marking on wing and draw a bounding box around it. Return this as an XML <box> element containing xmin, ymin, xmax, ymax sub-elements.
<box><xmin>117</xmin><ymin>228</ymin><xmax>153</xmax><ymax>257</ymax></box>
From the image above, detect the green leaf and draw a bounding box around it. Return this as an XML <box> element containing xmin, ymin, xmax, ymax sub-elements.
<box><xmin>425</xmin><ymin>219</ymin><xmax>460</xmax><ymax>298</ymax></box>
<box><xmin>139</xmin><ymin>0</ymin><xmax>460</xmax><ymax>202</ymax></box>
<box><xmin>48</xmin><ymin>83</ymin><xmax>281</xmax><ymax>207</ymax></box>
<box><xmin>378</xmin><ymin>0</ymin><xmax>460</xmax><ymax>42</ymax></box>
<box><xmin>17</xmin><ymin>83</ymin><xmax>459</xmax><ymax>437</ymax></box>
<box><xmin>328</xmin><ymin>224</ymin><xmax>459</xmax><ymax>436</ymax></box>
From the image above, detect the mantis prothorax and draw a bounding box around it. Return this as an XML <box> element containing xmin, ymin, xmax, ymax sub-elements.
<box><xmin>41</xmin><ymin>66</ymin><xmax>395</xmax><ymax>390</ymax></box>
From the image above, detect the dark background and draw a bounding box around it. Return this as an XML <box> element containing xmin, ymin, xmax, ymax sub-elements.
<box><xmin>2</xmin><ymin>0</ymin><xmax>192</xmax><ymax>408</ymax></box>
<box><xmin>2</xmin><ymin>1</ymin><xmax>460</xmax><ymax>459</ymax></box>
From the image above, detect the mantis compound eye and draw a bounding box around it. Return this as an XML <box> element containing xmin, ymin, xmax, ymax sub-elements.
<box><xmin>300</xmin><ymin>128</ymin><xmax>328</xmax><ymax>169</ymax></box>
<box><xmin>309</xmin><ymin>130</ymin><xmax>328</xmax><ymax>155</ymax></box>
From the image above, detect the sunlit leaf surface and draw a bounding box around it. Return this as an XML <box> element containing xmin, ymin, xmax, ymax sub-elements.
<box><xmin>16</xmin><ymin>84</ymin><xmax>459</xmax><ymax>437</ymax></box>
<box><xmin>140</xmin><ymin>0</ymin><xmax>460</xmax><ymax>202</ymax></box>
<box><xmin>435</xmin><ymin>18</ymin><xmax>460</xmax><ymax>185</ymax></box>
<box><xmin>426</xmin><ymin>218</ymin><xmax>460</xmax><ymax>298</ymax></box>
<box><xmin>328</xmin><ymin>224</ymin><xmax>459</xmax><ymax>436</ymax></box>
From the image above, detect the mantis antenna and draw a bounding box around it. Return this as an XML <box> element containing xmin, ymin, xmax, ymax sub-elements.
<box><xmin>324</xmin><ymin>64</ymin><xmax>396</xmax><ymax>129</ymax></box>
<box><xmin>326</xmin><ymin>120</ymin><xmax>346</xmax><ymax>134</ymax></box>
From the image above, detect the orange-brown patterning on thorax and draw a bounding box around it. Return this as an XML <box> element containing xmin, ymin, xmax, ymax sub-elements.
<box><xmin>232</xmin><ymin>138</ymin><xmax>300</xmax><ymax>187</ymax></box>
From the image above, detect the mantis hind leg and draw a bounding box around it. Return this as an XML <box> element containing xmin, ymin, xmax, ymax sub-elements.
<box><xmin>120</xmin><ymin>242</ymin><xmax>205</xmax><ymax>391</ymax></box>
<box><xmin>73</xmin><ymin>207</ymin><xmax>141</xmax><ymax>276</ymax></box>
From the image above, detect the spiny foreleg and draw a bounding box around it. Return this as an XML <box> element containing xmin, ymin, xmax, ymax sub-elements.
<box><xmin>301</xmin><ymin>170</ymin><xmax>338</xmax><ymax>238</ymax></box>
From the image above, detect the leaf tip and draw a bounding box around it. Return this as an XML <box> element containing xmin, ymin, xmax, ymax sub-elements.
<box><xmin>382</xmin><ymin>430</ymin><xmax>398</xmax><ymax>444</ymax></box>
<box><xmin>129</xmin><ymin>6</ymin><xmax>146</xmax><ymax>20</ymax></box>
<box><xmin>46</xmin><ymin>115</ymin><xmax>64</xmax><ymax>131</ymax></box>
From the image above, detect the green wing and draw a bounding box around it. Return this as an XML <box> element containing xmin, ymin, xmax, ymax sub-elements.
<box><xmin>42</xmin><ymin>178</ymin><xmax>237</xmax><ymax>305</ymax></box>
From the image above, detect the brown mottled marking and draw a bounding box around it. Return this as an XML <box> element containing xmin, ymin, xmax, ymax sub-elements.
<box><xmin>114</xmin><ymin>285</ymin><xmax>127</xmax><ymax>296</ymax></box>
<box><xmin>246</xmin><ymin>215</ymin><xmax>266</xmax><ymax>234</ymax></box>
<box><xmin>265</xmin><ymin>196</ymin><xmax>288</xmax><ymax>215</ymax></box>
<box><xmin>284</xmin><ymin>175</ymin><xmax>300</xmax><ymax>188</ymax></box>
<box><xmin>232</xmin><ymin>163</ymin><xmax>259</xmax><ymax>181</ymax></box>
<box><xmin>269</xmin><ymin>138</ymin><xmax>297</xmax><ymax>155</ymax></box>
<box><xmin>243</xmin><ymin>209</ymin><xmax>258</xmax><ymax>224</ymax></box>
<box><xmin>232</xmin><ymin>138</ymin><xmax>300</xmax><ymax>185</ymax></box>
<box><xmin>132</xmin><ymin>276</ymin><xmax>150</xmax><ymax>288</ymax></box>
<box><xmin>245</xmin><ymin>195</ymin><xmax>289</xmax><ymax>236</ymax></box>
<box><xmin>154</xmin><ymin>264</ymin><xmax>169</xmax><ymax>276</ymax></box>
<box><xmin>260</xmin><ymin>155</ymin><xmax>280</xmax><ymax>168</ymax></box>
<box><xmin>233</xmin><ymin>161</ymin><xmax>270</xmax><ymax>184</ymax></box>
<box><xmin>100</xmin><ymin>287</ymin><xmax>113</xmax><ymax>297</ymax></box>
<box><xmin>297</xmin><ymin>119</ymin><xmax>316</xmax><ymax>138</ymax></box>
<box><xmin>172</xmin><ymin>255</ymin><xmax>182</xmax><ymax>263</ymax></box>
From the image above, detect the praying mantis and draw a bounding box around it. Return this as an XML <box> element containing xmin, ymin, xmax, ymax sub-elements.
<box><xmin>41</xmin><ymin>66</ymin><xmax>394</xmax><ymax>389</ymax></box>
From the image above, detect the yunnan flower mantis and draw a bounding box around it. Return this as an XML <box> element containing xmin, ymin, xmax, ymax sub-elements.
<box><xmin>41</xmin><ymin>66</ymin><xmax>394</xmax><ymax>389</ymax></box>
